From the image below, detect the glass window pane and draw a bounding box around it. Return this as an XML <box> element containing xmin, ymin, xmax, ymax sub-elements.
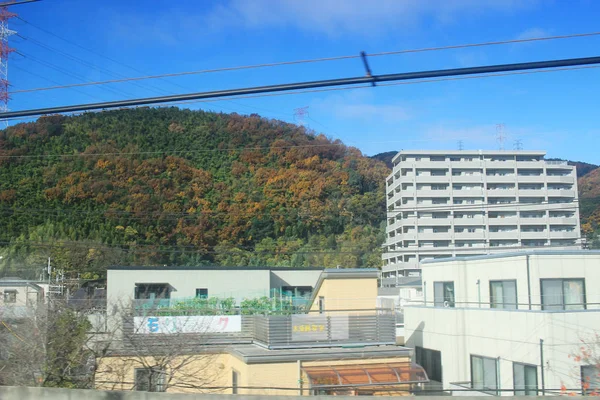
<box><xmin>444</xmin><ymin>283</ymin><xmax>455</xmax><ymax>307</ymax></box>
<box><xmin>503</xmin><ymin>281</ymin><xmax>517</xmax><ymax>309</ymax></box>
<box><xmin>524</xmin><ymin>365</ymin><xmax>538</xmax><ymax>395</ymax></box>
<box><xmin>472</xmin><ymin>357</ymin><xmax>483</xmax><ymax>389</ymax></box>
<box><xmin>514</xmin><ymin>363</ymin><xmax>525</xmax><ymax>395</ymax></box>
<box><xmin>582</xmin><ymin>365</ymin><xmax>600</xmax><ymax>394</ymax></box>
<box><xmin>541</xmin><ymin>280</ymin><xmax>563</xmax><ymax>310</ymax></box>
<box><xmin>434</xmin><ymin>282</ymin><xmax>444</xmax><ymax>306</ymax></box>
<box><xmin>564</xmin><ymin>280</ymin><xmax>585</xmax><ymax>310</ymax></box>
<box><xmin>490</xmin><ymin>282</ymin><xmax>503</xmax><ymax>309</ymax></box>
<box><xmin>483</xmin><ymin>357</ymin><xmax>497</xmax><ymax>391</ymax></box>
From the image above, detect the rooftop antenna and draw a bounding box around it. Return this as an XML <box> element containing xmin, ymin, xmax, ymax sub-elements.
<box><xmin>496</xmin><ymin>123</ymin><xmax>506</xmax><ymax>150</ymax></box>
<box><xmin>293</xmin><ymin>106</ymin><xmax>309</xmax><ymax>127</ymax></box>
<box><xmin>514</xmin><ymin>139</ymin><xmax>523</xmax><ymax>150</ymax></box>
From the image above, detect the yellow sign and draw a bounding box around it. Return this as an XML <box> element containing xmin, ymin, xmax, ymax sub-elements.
<box><xmin>292</xmin><ymin>324</ymin><xmax>325</xmax><ymax>333</ymax></box>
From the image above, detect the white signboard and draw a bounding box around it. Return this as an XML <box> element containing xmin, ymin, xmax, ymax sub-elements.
<box><xmin>134</xmin><ymin>315</ymin><xmax>242</xmax><ymax>334</ymax></box>
<box><xmin>291</xmin><ymin>315</ymin><xmax>349</xmax><ymax>341</ymax></box>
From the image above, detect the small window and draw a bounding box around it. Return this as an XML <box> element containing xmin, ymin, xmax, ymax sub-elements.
<box><xmin>318</xmin><ymin>296</ymin><xmax>325</xmax><ymax>314</ymax></box>
<box><xmin>514</xmin><ymin>363</ymin><xmax>538</xmax><ymax>395</ymax></box>
<box><xmin>433</xmin><ymin>282</ymin><xmax>455</xmax><ymax>307</ymax></box>
<box><xmin>135</xmin><ymin>368</ymin><xmax>166</xmax><ymax>392</ymax></box>
<box><xmin>134</xmin><ymin>284</ymin><xmax>170</xmax><ymax>300</ymax></box>
<box><xmin>541</xmin><ymin>279</ymin><xmax>585</xmax><ymax>310</ymax></box>
<box><xmin>581</xmin><ymin>365</ymin><xmax>600</xmax><ymax>395</ymax></box>
<box><xmin>3</xmin><ymin>290</ymin><xmax>17</xmax><ymax>304</ymax></box>
<box><xmin>196</xmin><ymin>288</ymin><xmax>208</xmax><ymax>299</ymax></box>
<box><xmin>490</xmin><ymin>280</ymin><xmax>517</xmax><ymax>309</ymax></box>
<box><xmin>471</xmin><ymin>355</ymin><xmax>498</xmax><ymax>395</ymax></box>
<box><xmin>415</xmin><ymin>346</ymin><xmax>442</xmax><ymax>384</ymax></box>
<box><xmin>232</xmin><ymin>369</ymin><xmax>239</xmax><ymax>394</ymax></box>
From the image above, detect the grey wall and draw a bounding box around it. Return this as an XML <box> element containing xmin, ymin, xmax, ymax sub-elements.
<box><xmin>0</xmin><ymin>387</ymin><xmax>587</xmax><ymax>399</ymax></box>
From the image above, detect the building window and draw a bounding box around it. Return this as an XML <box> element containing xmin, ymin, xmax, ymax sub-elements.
<box><xmin>232</xmin><ymin>369</ymin><xmax>240</xmax><ymax>394</ymax></box>
<box><xmin>433</xmin><ymin>282</ymin><xmax>455</xmax><ymax>307</ymax></box>
<box><xmin>195</xmin><ymin>288</ymin><xmax>208</xmax><ymax>299</ymax></box>
<box><xmin>581</xmin><ymin>365</ymin><xmax>600</xmax><ymax>395</ymax></box>
<box><xmin>490</xmin><ymin>280</ymin><xmax>517</xmax><ymax>309</ymax></box>
<box><xmin>415</xmin><ymin>346</ymin><xmax>442</xmax><ymax>385</ymax></box>
<box><xmin>471</xmin><ymin>355</ymin><xmax>498</xmax><ymax>395</ymax></box>
<box><xmin>513</xmin><ymin>363</ymin><xmax>538</xmax><ymax>395</ymax></box>
<box><xmin>541</xmin><ymin>278</ymin><xmax>585</xmax><ymax>310</ymax></box>
<box><xmin>134</xmin><ymin>284</ymin><xmax>170</xmax><ymax>300</ymax></box>
<box><xmin>3</xmin><ymin>290</ymin><xmax>17</xmax><ymax>303</ymax></box>
<box><xmin>135</xmin><ymin>368</ymin><xmax>166</xmax><ymax>392</ymax></box>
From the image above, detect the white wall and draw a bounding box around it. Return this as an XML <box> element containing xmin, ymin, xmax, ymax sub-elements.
<box><xmin>405</xmin><ymin>251</ymin><xmax>600</xmax><ymax>395</ymax></box>
<box><xmin>405</xmin><ymin>306</ymin><xmax>600</xmax><ymax>395</ymax></box>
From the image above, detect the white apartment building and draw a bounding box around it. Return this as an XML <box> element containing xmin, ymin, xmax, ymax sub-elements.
<box><xmin>404</xmin><ymin>250</ymin><xmax>600</xmax><ymax>396</ymax></box>
<box><xmin>382</xmin><ymin>150</ymin><xmax>581</xmax><ymax>278</ymax></box>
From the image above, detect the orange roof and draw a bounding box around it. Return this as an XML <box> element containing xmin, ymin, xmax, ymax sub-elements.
<box><xmin>303</xmin><ymin>362</ymin><xmax>429</xmax><ymax>388</ymax></box>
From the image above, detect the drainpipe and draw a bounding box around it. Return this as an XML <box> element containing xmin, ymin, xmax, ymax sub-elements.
<box><xmin>526</xmin><ymin>255</ymin><xmax>532</xmax><ymax>310</ymax></box>
<box><xmin>540</xmin><ymin>339</ymin><xmax>545</xmax><ymax>396</ymax></box>
<box><xmin>298</xmin><ymin>360</ymin><xmax>303</xmax><ymax>396</ymax></box>
<box><xmin>476</xmin><ymin>279</ymin><xmax>481</xmax><ymax>308</ymax></box>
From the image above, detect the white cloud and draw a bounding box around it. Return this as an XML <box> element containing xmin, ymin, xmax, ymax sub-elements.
<box><xmin>310</xmin><ymin>91</ymin><xmax>412</xmax><ymax>123</ymax></box>
<box><xmin>516</xmin><ymin>27</ymin><xmax>550</xmax><ymax>40</ymax></box>
<box><xmin>109</xmin><ymin>0</ymin><xmax>539</xmax><ymax>45</ymax></box>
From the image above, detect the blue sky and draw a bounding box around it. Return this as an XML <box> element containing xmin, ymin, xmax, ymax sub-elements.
<box><xmin>7</xmin><ymin>0</ymin><xmax>600</xmax><ymax>163</ymax></box>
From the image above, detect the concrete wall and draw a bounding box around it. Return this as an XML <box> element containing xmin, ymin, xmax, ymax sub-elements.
<box><xmin>421</xmin><ymin>252</ymin><xmax>600</xmax><ymax>308</ymax></box>
<box><xmin>0</xmin><ymin>283</ymin><xmax>41</xmax><ymax>307</ymax></box>
<box><xmin>0</xmin><ymin>386</ymin><xmax>589</xmax><ymax>399</ymax></box>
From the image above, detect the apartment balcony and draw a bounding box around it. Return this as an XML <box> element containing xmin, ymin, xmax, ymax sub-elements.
<box><xmin>549</xmin><ymin>230</ymin><xmax>579</xmax><ymax>239</ymax></box>
<box><xmin>417</xmin><ymin>232</ymin><xmax>453</xmax><ymax>240</ymax></box>
<box><xmin>548</xmin><ymin>217</ymin><xmax>579</xmax><ymax>225</ymax></box>
<box><xmin>516</xmin><ymin>175</ymin><xmax>544</xmax><ymax>183</ymax></box>
<box><xmin>546</xmin><ymin>175</ymin><xmax>575</xmax><ymax>184</ymax></box>
<box><xmin>415</xmin><ymin>217</ymin><xmax>451</xmax><ymax>225</ymax></box>
<box><xmin>411</xmin><ymin>161</ymin><xmax>451</xmax><ymax>169</ymax></box>
<box><xmin>452</xmin><ymin>189</ymin><xmax>484</xmax><ymax>197</ymax></box>
<box><xmin>519</xmin><ymin>216</ymin><xmax>547</xmax><ymax>224</ymax></box>
<box><xmin>387</xmin><ymin>219</ymin><xmax>403</xmax><ymax>232</ymax></box>
<box><xmin>414</xmin><ymin>175</ymin><xmax>452</xmax><ymax>183</ymax></box>
<box><xmin>449</xmin><ymin>174</ymin><xmax>484</xmax><ymax>183</ymax></box>
<box><xmin>399</xmin><ymin>232</ymin><xmax>417</xmax><ymax>240</ymax></box>
<box><xmin>517</xmin><ymin>189</ymin><xmax>546</xmax><ymax>197</ymax></box>
<box><xmin>398</xmin><ymin>174</ymin><xmax>417</xmax><ymax>183</ymax></box>
<box><xmin>547</xmin><ymin>189</ymin><xmax>575</xmax><ymax>198</ymax></box>
<box><xmin>450</xmin><ymin>160</ymin><xmax>484</xmax><ymax>168</ymax></box>
<box><xmin>484</xmin><ymin>160</ymin><xmax>517</xmax><ymax>168</ymax></box>
<box><xmin>485</xmin><ymin>175</ymin><xmax>517</xmax><ymax>183</ymax></box>
<box><xmin>487</xmin><ymin>217</ymin><xmax>518</xmax><ymax>225</ymax></box>
<box><xmin>520</xmin><ymin>231</ymin><xmax>548</xmax><ymax>240</ymax></box>
<box><xmin>415</xmin><ymin>189</ymin><xmax>450</xmax><ymax>197</ymax></box>
<box><xmin>401</xmin><ymin>216</ymin><xmax>418</xmax><ymax>226</ymax></box>
<box><xmin>453</xmin><ymin>232</ymin><xmax>486</xmax><ymax>240</ymax></box>
<box><xmin>488</xmin><ymin>231</ymin><xmax>518</xmax><ymax>239</ymax></box>
<box><xmin>452</xmin><ymin>217</ymin><xmax>486</xmax><ymax>225</ymax></box>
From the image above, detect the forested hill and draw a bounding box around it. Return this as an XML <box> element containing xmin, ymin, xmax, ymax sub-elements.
<box><xmin>0</xmin><ymin>108</ymin><xmax>390</xmax><ymax>278</ymax></box>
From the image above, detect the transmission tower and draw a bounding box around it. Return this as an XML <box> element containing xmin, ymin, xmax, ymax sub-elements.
<box><xmin>496</xmin><ymin>123</ymin><xmax>506</xmax><ymax>150</ymax></box>
<box><xmin>514</xmin><ymin>139</ymin><xmax>523</xmax><ymax>150</ymax></box>
<box><xmin>0</xmin><ymin>6</ymin><xmax>15</xmax><ymax>126</ymax></box>
<box><xmin>293</xmin><ymin>106</ymin><xmax>309</xmax><ymax>127</ymax></box>
<box><xmin>457</xmin><ymin>140</ymin><xmax>464</xmax><ymax>150</ymax></box>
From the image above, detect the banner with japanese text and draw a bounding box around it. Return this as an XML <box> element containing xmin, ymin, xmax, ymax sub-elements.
<box><xmin>133</xmin><ymin>315</ymin><xmax>242</xmax><ymax>334</ymax></box>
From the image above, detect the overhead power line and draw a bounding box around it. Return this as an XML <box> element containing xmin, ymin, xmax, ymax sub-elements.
<box><xmin>3</xmin><ymin>55</ymin><xmax>600</xmax><ymax>119</ymax></box>
<box><xmin>11</xmin><ymin>30</ymin><xmax>600</xmax><ymax>94</ymax></box>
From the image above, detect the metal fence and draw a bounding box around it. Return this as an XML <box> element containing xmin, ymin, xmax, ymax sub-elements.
<box><xmin>252</xmin><ymin>312</ymin><xmax>396</xmax><ymax>349</ymax></box>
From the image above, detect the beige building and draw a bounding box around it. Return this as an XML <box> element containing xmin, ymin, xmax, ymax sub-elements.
<box><xmin>0</xmin><ymin>278</ymin><xmax>44</xmax><ymax>320</ymax></box>
<box><xmin>96</xmin><ymin>268</ymin><xmax>427</xmax><ymax>396</ymax></box>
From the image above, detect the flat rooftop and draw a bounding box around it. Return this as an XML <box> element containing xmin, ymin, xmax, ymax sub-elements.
<box><xmin>108</xmin><ymin>266</ymin><xmax>325</xmax><ymax>271</ymax></box>
<box><xmin>421</xmin><ymin>249</ymin><xmax>600</xmax><ymax>265</ymax></box>
<box><xmin>229</xmin><ymin>344</ymin><xmax>411</xmax><ymax>364</ymax></box>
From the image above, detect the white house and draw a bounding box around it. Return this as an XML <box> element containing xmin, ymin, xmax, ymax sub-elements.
<box><xmin>404</xmin><ymin>250</ymin><xmax>600</xmax><ymax>396</ymax></box>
